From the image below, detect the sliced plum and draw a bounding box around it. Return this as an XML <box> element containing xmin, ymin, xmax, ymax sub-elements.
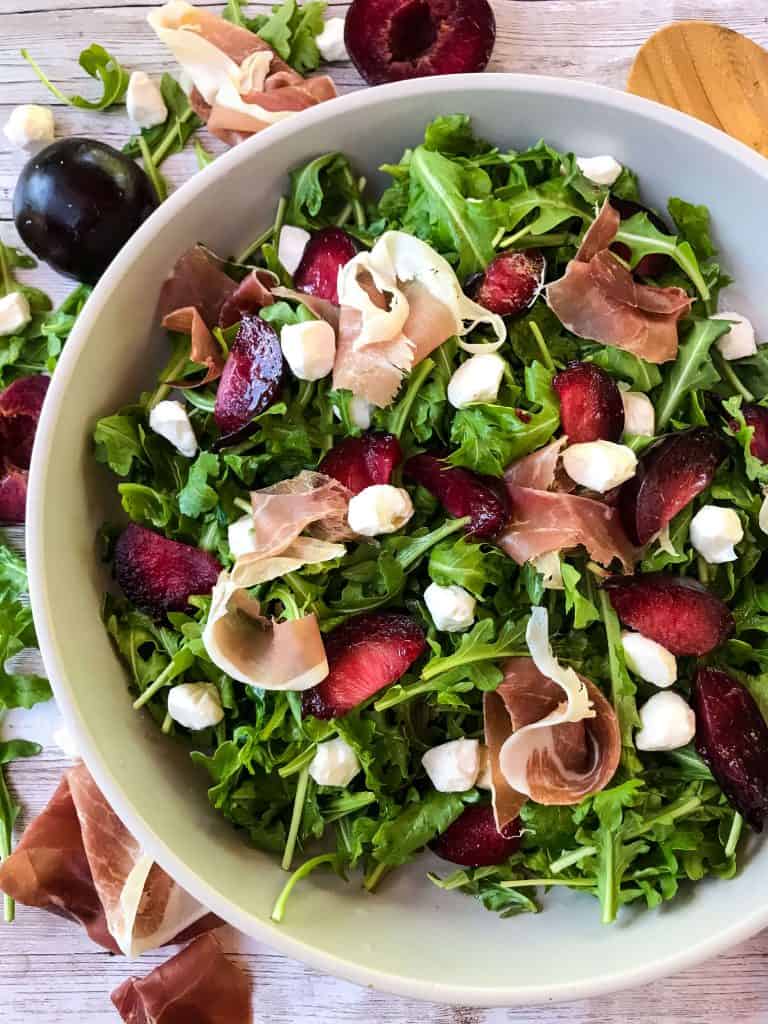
<box><xmin>292</xmin><ymin>227</ymin><xmax>357</xmax><ymax>305</ymax></box>
<box><xmin>0</xmin><ymin>465</ymin><xmax>28</xmax><ymax>524</ymax></box>
<box><xmin>404</xmin><ymin>452</ymin><xmax>509</xmax><ymax>538</ymax></box>
<box><xmin>319</xmin><ymin>432</ymin><xmax>402</xmax><ymax>494</ymax></box>
<box><xmin>618</xmin><ymin>427</ymin><xmax>725</xmax><ymax>546</ymax></box>
<box><xmin>471</xmin><ymin>250</ymin><xmax>545</xmax><ymax>317</ymax></box>
<box><xmin>302</xmin><ymin>611</ymin><xmax>426</xmax><ymax>719</ymax></box>
<box><xmin>213</xmin><ymin>315</ymin><xmax>283</xmax><ymax>439</ymax></box>
<box><xmin>694</xmin><ymin>667</ymin><xmax>768</xmax><ymax>831</ymax></box>
<box><xmin>431</xmin><ymin>804</ymin><xmax>520</xmax><ymax>867</ymax></box>
<box><xmin>603</xmin><ymin>574</ymin><xmax>733</xmax><ymax>656</ymax></box>
<box><xmin>553</xmin><ymin>361</ymin><xmax>624</xmax><ymax>444</ymax></box>
<box><xmin>611</xmin><ymin>197</ymin><xmax>673</xmax><ymax>279</ymax></box>
<box><xmin>0</xmin><ymin>374</ymin><xmax>49</xmax><ymax>469</ymax></box>
<box><xmin>740</xmin><ymin>404</ymin><xmax>768</xmax><ymax>463</ymax></box>
<box><xmin>345</xmin><ymin>0</ymin><xmax>495</xmax><ymax>86</ymax></box>
<box><xmin>114</xmin><ymin>523</ymin><xmax>221</xmax><ymax>619</ymax></box>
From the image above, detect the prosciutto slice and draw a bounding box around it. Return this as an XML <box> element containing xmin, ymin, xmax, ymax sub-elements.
<box><xmin>483</xmin><ymin>610</ymin><xmax>620</xmax><ymax>828</ymax></box>
<box><xmin>219</xmin><ymin>269</ymin><xmax>277</xmax><ymax>328</ymax></box>
<box><xmin>499</xmin><ymin>439</ymin><xmax>638</xmax><ymax>572</ymax></box>
<box><xmin>112</xmin><ymin>933</ymin><xmax>251</xmax><ymax>1024</ymax></box>
<box><xmin>248</xmin><ymin>470</ymin><xmax>355</xmax><ymax>558</ymax></box>
<box><xmin>162</xmin><ymin>307</ymin><xmax>225</xmax><ymax>386</ymax></box>
<box><xmin>0</xmin><ymin>766</ymin><xmax>215</xmax><ymax>955</ymax></box>
<box><xmin>158</xmin><ymin>245</ymin><xmax>237</xmax><ymax>328</ymax></box>
<box><xmin>546</xmin><ymin>200</ymin><xmax>692</xmax><ymax>364</ymax></box>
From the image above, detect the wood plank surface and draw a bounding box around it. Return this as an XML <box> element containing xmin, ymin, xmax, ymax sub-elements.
<box><xmin>2</xmin><ymin>1</ymin><xmax>768</xmax><ymax>1020</ymax></box>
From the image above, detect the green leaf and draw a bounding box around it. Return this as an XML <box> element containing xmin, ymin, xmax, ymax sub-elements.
<box><xmin>613</xmin><ymin>212</ymin><xmax>710</xmax><ymax>298</ymax></box>
<box><xmin>23</xmin><ymin>44</ymin><xmax>129</xmax><ymax>111</ymax></box>
<box><xmin>372</xmin><ymin>791</ymin><xmax>467</xmax><ymax>866</ymax></box>
<box><xmin>93</xmin><ymin>413</ymin><xmax>145</xmax><ymax>476</ymax></box>
<box><xmin>179</xmin><ymin>452</ymin><xmax>221</xmax><ymax>518</ymax></box>
<box><xmin>723</xmin><ymin>395</ymin><xmax>768</xmax><ymax>484</ymax></box>
<box><xmin>501</xmin><ymin>177</ymin><xmax>591</xmax><ymax>237</ymax></box>
<box><xmin>428</xmin><ymin>536</ymin><xmax>503</xmax><ymax>599</ymax></box>
<box><xmin>668</xmin><ymin>197</ymin><xmax>716</xmax><ymax>261</ymax></box>
<box><xmin>285</xmin><ymin>152</ymin><xmax>358</xmax><ymax>229</ymax></box>
<box><xmin>598</xmin><ymin>590</ymin><xmax>641</xmax><ymax>775</ymax></box>
<box><xmin>0</xmin><ymin>739</ymin><xmax>42</xmax><ymax>767</ymax></box>
<box><xmin>561</xmin><ymin>564</ymin><xmax>600</xmax><ymax>628</ymax></box>
<box><xmin>423</xmin><ymin>114</ymin><xmax>490</xmax><ymax>156</ymax></box>
<box><xmin>586</xmin><ymin>347</ymin><xmax>662</xmax><ymax>391</ymax></box>
<box><xmin>421</xmin><ymin>617</ymin><xmax>527</xmax><ymax>682</ymax></box>
<box><xmin>0</xmin><ymin>542</ymin><xmax>51</xmax><ymax>713</ymax></box>
<box><xmin>656</xmin><ymin>319</ymin><xmax>731</xmax><ymax>429</ymax></box>
<box><xmin>123</xmin><ymin>74</ymin><xmax>202</xmax><ymax>165</ymax></box>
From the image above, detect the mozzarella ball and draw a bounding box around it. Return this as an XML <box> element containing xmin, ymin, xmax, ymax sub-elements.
<box><xmin>562</xmin><ymin>440</ymin><xmax>637</xmax><ymax>492</ymax></box>
<box><xmin>760</xmin><ymin>493</ymin><xmax>768</xmax><ymax>536</ymax></box>
<box><xmin>422</xmin><ymin>738</ymin><xmax>480</xmax><ymax>792</ymax></box>
<box><xmin>712</xmin><ymin>312</ymin><xmax>757</xmax><ymax>360</ymax></box>
<box><xmin>309</xmin><ymin>737</ymin><xmax>360</xmax><ymax>787</ymax></box>
<box><xmin>621</xmin><ymin>631</ymin><xmax>676</xmax><ymax>688</ymax></box>
<box><xmin>316</xmin><ymin>18</ymin><xmax>349</xmax><ymax>62</ymax></box>
<box><xmin>167</xmin><ymin>683</ymin><xmax>224</xmax><ymax>730</ymax></box>
<box><xmin>621</xmin><ymin>390</ymin><xmax>655</xmax><ymax>437</ymax></box>
<box><xmin>347</xmin><ymin>484</ymin><xmax>413</xmax><ymax>536</ymax></box>
<box><xmin>126</xmin><ymin>71</ymin><xmax>168</xmax><ymax>130</ymax></box>
<box><xmin>576</xmin><ymin>155</ymin><xmax>623</xmax><ymax>186</ymax></box>
<box><xmin>447</xmin><ymin>353</ymin><xmax>506</xmax><ymax>409</ymax></box>
<box><xmin>635</xmin><ymin>691</ymin><xmax>695</xmax><ymax>752</ymax></box>
<box><xmin>228</xmin><ymin>514</ymin><xmax>256</xmax><ymax>557</ymax></box>
<box><xmin>0</xmin><ymin>292</ymin><xmax>32</xmax><ymax>337</ymax></box>
<box><xmin>689</xmin><ymin>504</ymin><xmax>743</xmax><ymax>564</ymax></box>
<box><xmin>280</xmin><ymin>319</ymin><xmax>336</xmax><ymax>381</ymax></box>
<box><xmin>424</xmin><ymin>582</ymin><xmax>476</xmax><ymax>632</ymax></box>
<box><xmin>333</xmin><ymin>395</ymin><xmax>372</xmax><ymax>430</ymax></box>
<box><xmin>3</xmin><ymin>104</ymin><xmax>54</xmax><ymax>153</ymax></box>
<box><xmin>278</xmin><ymin>225</ymin><xmax>311</xmax><ymax>275</ymax></box>
<box><xmin>148</xmin><ymin>399</ymin><xmax>197</xmax><ymax>457</ymax></box>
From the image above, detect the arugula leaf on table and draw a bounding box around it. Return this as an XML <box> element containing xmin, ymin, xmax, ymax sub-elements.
<box><xmin>0</xmin><ymin>541</ymin><xmax>51</xmax><ymax>713</ymax></box>
<box><xmin>0</xmin><ymin>738</ymin><xmax>43</xmax><ymax>922</ymax></box>
<box><xmin>224</xmin><ymin>0</ymin><xmax>327</xmax><ymax>73</ymax></box>
<box><xmin>123</xmin><ymin>74</ymin><xmax>202</xmax><ymax>163</ymax></box>
<box><xmin>655</xmin><ymin>318</ymin><xmax>730</xmax><ymax>430</ymax></box>
<box><xmin>22</xmin><ymin>43</ymin><xmax>129</xmax><ymax>111</ymax></box>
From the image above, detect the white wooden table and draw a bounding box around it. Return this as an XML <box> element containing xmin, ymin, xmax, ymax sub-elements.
<box><xmin>3</xmin><ymin>1</ymin><xmax>768</xmax><ymax>1020</ymax></box>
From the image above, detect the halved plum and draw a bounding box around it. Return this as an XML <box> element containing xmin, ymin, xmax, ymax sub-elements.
<box><xmin>114</xmin><ymin>523</ymin><xmax>221</xmax><ymax>619</ymax></box>
<box><xmin>319</xmin><ymin>432</ymin><xmax>402</xmax><ymax>494</ymax></box>
<box><xmin>214</xmin><ymin>315</ymin><xmax>283</xmax><ymax>439</ymax></box>
<box><xmin>611</xmin><ymin>197</ymin><xmax>673</xmax><ymax>279</ymax></box>
<box><xmin>618</xmin><ymin>428</ymin><xmax>725</xmax><ymax>546</ymax></box>
<box><xmin>292</xmin><ymin>227</ymin><xmax>357</xmax><ymax>305</ymax></box>
<box><xmin>694</xmin><ymin>667</ymin><xmax>768</xmax><ymax>831</ymax></box>
<box><xmin>603</xmin><ymin>574</ymin><xmax>733</xmax><ymax>656</ymax></box>
<box><xmin>471</xmin><ymin>250</ymin><xmax>545</xmax><ymax>317</ymax></box>
<box><xmin>0</xmin><ymin>374</ymin><xmax>49</xmax><ymax>468</ymax></box>
<box><xmin>345</xmin><ymin>0</ymin><xmax>495</xmax><ymax>86</ymax></box>
<box><xmin>404</xmin><ymin>452</ymin><xmax>509</xmax><ymax>538</ymax></box>
<box><xmin>431</xmin><ymin>804</ymin><xmax>520</xmax><ymax>867</ymax></box>
<box><xmin>553</xmin><ymin>361</ymin><xmax>624</xmax><ymax>443</ymax></box>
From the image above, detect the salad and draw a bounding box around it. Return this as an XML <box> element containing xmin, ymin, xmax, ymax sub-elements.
<box><xmin>93</xmin><ymin>113</ymin><xmax>768</xmax><ymax>926</ymax></box>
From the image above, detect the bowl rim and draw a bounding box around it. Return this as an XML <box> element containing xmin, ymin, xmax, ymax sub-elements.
<box><xmin>27</xmin><ymin>72</ymin><xmax>768</xmax><ymax>1007</ymax></box>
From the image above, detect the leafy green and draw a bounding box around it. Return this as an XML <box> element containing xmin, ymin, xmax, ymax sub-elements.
<box><xmin>656</xmin><ymin>318</ymin><xmax>731</xmax><ymax>429</ymax></box>
<box><xmin>614</xmin><ymin>212</ymin><xmax>710</xmax><ymax>298</ymax></box>
<box><xmin>668</xmin><ymin>197</ymin><xmax>716</xmax><ymax>261</ymax></box>
<box><xmin>0</xmin><ymin>542</ymin><xmax>51</xmax><ymax>713</ymax></box>
<box><xmin>561</xmin><ymin>564</ymin><xmax>599</xmax><ymax>629</ymax></box>
<box><xmin>371</xmin><ymin>791</ymin><xmax>467</xmax><ymax>867</ymax></box>
<box><xmin>123</xmin><ymin>74</ymin><xmax>202</xmax><ymax>176</ymax></box>
<box><xmin>224</xmin><ymin>0</ymin><xmax>327</xmax><ymax>72</ymax></box>
<box><xmin>179</xmin><ymin>452</ymin><xmax>221</xmax><ymax>518</ymax></box>
<box><xmin>428</xmin><ymin>536</ymin><xmax>503</xmax><ymax>599</ymax></box>
<box><xmin>22</xmin><ymin>43</ymin><xmax>129</xmax><ymax>111</ymax></box>
<box><xmin>0</xmin><ymin>738</ymin><xmax>43</xmax><ymax>922</ymax></box>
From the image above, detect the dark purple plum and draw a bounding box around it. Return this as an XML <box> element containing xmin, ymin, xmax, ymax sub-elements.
<box><xmin>14</xmin><ymin>138</ymin><xmax>157</xmax><ymax>283</ymax></box>
<box><xmin>319</xmin><ymin>433</ymin><xmax>402</xmax><ymax>495</ymax></box>
<box><xmin>611</xmin><ymin>197</ymin><xmax>673</xmax><ymax>279</ymax></box>
<box><xmin>431</xmin><ymin>804</ymin><xmax>520</xmax><ymax>867</ymax></box>
<box><xmin>0</xmin><ymin>465</ymin><xmax>28</xmax><ymax>524</ymax></box>
<box><xmin>214</xmin><ymin>315</ymin><xmax>283</xmax><ymax>439</ymax></box>
<box><xmin>472</xmin><ymin>250</ymin><xmax>545</xmax><ymax>317</ymax></box>
<box><xmin>740</xmin><ymin>405</ymin><xmax>768</xmax><ymax>463</ymax></box>
<box><xmin>553</xmin><ymin>362</ymin><xmax>624</xmax><ymax>444</ymax></box>
<box><xmin>0</xmin><ymin>374</ymin><xmax>49</xmax><ymax>469</ymax></box>
<box><xmin>292</xmin><ymin>227</ymin><xmax>357</xmax><ymax>305</ymax></box>
<box><xmin>404</xmin><ymin>452</ymin><xmax>510</xmax><ymax>538</ymax></box>
<box><xmin>694</xmin><ymin>667</ymin><xmax>768</xmax><ymax>831</ymax></box>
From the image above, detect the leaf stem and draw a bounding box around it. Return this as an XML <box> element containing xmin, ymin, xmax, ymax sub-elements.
<box><xmin>151</xmin><ymin>106</ymin><xmax>197</xmax><ymax>166</ymax></box>
<box><xmin>271</xmin><ymin>853</ymin><xmax>337</xmax><ymax>922</ymax></box>
<box><xmin>713</xmin><ymin>351</ymin><xmax>754</xmax><ymax>403</ymax></box>
<box><xmin>363</xmin><ymin>861</ymin><xmax>389</xmax><ymax>892</ymax></box>
<box><xmin>281</xmin><ymin>766</ymin><xmax>309</xmax><ymax>871</ymax></box>
<box><xmin>529</xmin><ymin>321</ymin><xmax>554</xmax><ymax>371</ymax></box>
<box><xmin>138</xmin><ymin>134</ymin><xmax>167</xmax><ymax>204</ymax></box>
<box><xmin>725</xmin><ymin>811</ymin><xmax>743</xmax><ymax>858</ymax></box>
<box><xmin>387</xmin><ymin>358</ymin><xmax>435</xmax><ymax>439</ymax></box>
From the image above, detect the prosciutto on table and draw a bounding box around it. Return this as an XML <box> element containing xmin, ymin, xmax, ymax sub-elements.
<box><xmin>546</xmin><ymin>199</ymin><xmax>692</xmax><ymax>364</ymax></box>
<box><xmin>0</xmin><ymin>764</ymin><xmax>216</xmax><ymax>956</ymax></box>
<box><xmin>112</xmin><ymin>933</ymin><xmax>251</xmax><ymax>1024</ymax></box>
<box><xmin>498</xmin><ymin>438</ymin><xmax>638</xmax><ymax>572</ymax></box>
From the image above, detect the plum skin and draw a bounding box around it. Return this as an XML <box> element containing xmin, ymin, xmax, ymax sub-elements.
<box><xmin>14</xmin><ymin>138</ymin><xmax>157</xmax><ymax>284</ymax></box>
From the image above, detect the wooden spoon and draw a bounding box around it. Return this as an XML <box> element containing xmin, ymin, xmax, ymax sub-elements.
<box><xmin>627</xmin><ymin>21</ymin><xmax>768</xmax><ymax>156</ymax></box>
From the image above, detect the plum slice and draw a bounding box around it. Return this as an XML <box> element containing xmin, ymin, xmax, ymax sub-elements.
<box><xmin>0</xmin><ymin>374</ymin><xmax>50</xmax><ymax>524</ymax></box>
<box><xmin>0</xmin><ymin>465</ymin><xmax>29</xmax><ymax>525</ymax></box>
<box><xmin>214</xmin><ymin>315</ymin><xmax>283</xmax><ymax>439</ymax></box>
<box><xmin>345</xmin><ymin>0</ymin><xmax>495</xmax><ymax>86</ymax></box>
<box><xmin>114</xmin><ymin>523</ymin><xmax>221</xmax><ymax>619</ymax></box>
<box><xmin>404</xmin><ymin>452</ymin><xmax>509</xmax><ymax>538</ymax></box>
<box><xmin>611</xmin><ymin>197</ymin><xmax>673</xmax><ymax>279</ymax></box>
<box><xmin>694</xmin><ymin>667</ymin><xmax>768</xmax><ymax>831</ymax></box>
<box><xmin>553</xmin><ymin>361</ymin><xmax>624</xmax><ymax>444</ymax></box>
<box><xmin>292</xmin><ymin>227</ymin><xmax>357</xmax><ymax>305</ymax></box>
<box><xmin>319</xmin><ymin>432</ymin><xmax>402</xmax><ymax>494</ymax></box>
<box><xmin>471</xmin><ymin>250</ymin><xmax>545</xmax><ymax>317</ymax></box>
<box><xmin>431</xmin><ymin>804</ymin><xmax>520</xmax><ymax>867</ymax></box>
<box><xmin>603</xmin><ymin>574</ymin><xmax>733</xmax><ymax>656</ymax></box>
<box><xmin>618</xmin><ymin>427</ymin><xmax>725</xmax><ymax>546</ymax></box>
<box><xmin>302</xmin><ymin>611</ymin><xmax>426</xmax><ymax>719</ymax></box>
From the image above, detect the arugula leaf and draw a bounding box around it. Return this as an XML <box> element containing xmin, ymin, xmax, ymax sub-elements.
<box><xmin>0</xmin><ymin>738</ymin><xmax>43</xmax><ymax>922</ymax></box>
<box><xmin>500</xmin><ymin>177</ymin><xmax>591</xmax><ymax>238</ymax></box>
<box><xmin>598</xmin><ymin>589</ymin><xmax>641</xmax><ymax>775</ymax></box>
<box><xmin>179</xmin><ymin>452</ymin><xmax>221</xmax><ymax>518</ymax></box>
<box><xmin>723</xmin><ymin>395</ymin><xmax>768</xmax><ymax>484</ymax></box>
<box><xmin>285</xmin><ymin>152</ymin><xmax>359</xmax><ymax>229</ymax></box>
<box><xmin>613</xmin><ymin>212</ymin><xmax>709</xmax><ymax>298</ymax></box>
<box><xmin>22</xmin><ymin>44</ymin><xmax>129</xmax><ymax>111</ymax></box>
<box><xmin>585</xmin><ymin>346</ymin><xmax>662</xmax><ymax>391</ymax></box>
<box><xmin>123</xmin><ymin>74</ymin><xmax>202</xmax><ymax>166</ymax></box>
<box><xmin>420</xmin><ymin>618</ymin><xmax>527</xmax><ymax>683</ymax></box>
<box><xmin>668</xmin><ymin>197</ymin><xmax>716</xmax><ymax>261</ymax></box>
<box><xmin>423</xmin><ymin>114</ymin><xmax>491</xmax><ymax>156</ymax></box>
<box><xmin>371</xmin><ymin>791</ymin><xmax>467</xmax><ymax>867</ymax></box>
<box><xmin>561</xmin><ymin>564</ymin><xmax>599</xmax><ymax>628</ymax></box>
<box><xmin>0</xmin><ymin>541</ymin><xmax>52</xmax><ymax>713</ymax></box>
<box><xmin>428</xmin><ymin>536</ymin><xmax>503</xmax><ymax>599</ymax></box>
<box><xmin>93</xmin><ymin>413</ymin><xmax>145</xmax><ymax>476</ymax></box>
<box><xmin>656</xmin><ymin>319</ymin><xmax>730</xmax><ymax>429</ymax></box>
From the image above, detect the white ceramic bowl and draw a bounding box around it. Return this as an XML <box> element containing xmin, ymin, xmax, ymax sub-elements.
<box><xmin>28</xmin><ymin>75</ymin><xmax>768</xmax><ymax>1006</ymax></box>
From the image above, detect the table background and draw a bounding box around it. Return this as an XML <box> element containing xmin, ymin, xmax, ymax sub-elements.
<box><xmin>2</xmin><ymin>0</ymin><xmax>768</xmax><ymax>1020</ymax></box>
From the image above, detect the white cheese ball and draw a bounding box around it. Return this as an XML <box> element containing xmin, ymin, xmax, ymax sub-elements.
<box><xmin>576</xmin><ymin>155</ymin><xmax>623</xmax><ymax>186</ymax></box>
<box><xmin>278</xmin><ymin>225</ymin><xmax>311</xmax><ymax>275</ymax></box>
<box><xmin>333</xmin><ymin>395</ymin><xmax>373</xmax><ymax>431</ymax></box>
<box><xmin>422</xmin><ymin>738</ymin><xmax>480</xmax><ymax>792</ymax></box>
<box><xmin>689</xmin><ymin>504</ymin><xmax>743</xmax><ymax>564</ymax></box>
<box><xmin>228</xmin><ymin>514</ymin><xmax>256</xmax><ymax>557</ymax></box>
<box><xmin>309</xmin><ymin>737</ymin><xmax>360</xmax><ymax>787</ymax></box>
<box><xmin>712</xmin><ymin>312</ymin><xmax>757</xmax><ymax>360</ymax></box>
<box><xmin>562</xmin><ymin>440</ymin><xmax>637</xmax><ymax>492</ymax></box>
<box><xmin>53</xmin><ymin>723</ymin><xmax>79</xmax><ymax>759</ymax></box>
<box><xmin>316</xmin><ymin>17</ymin><xmax>349</xmax><ymax>62</ymax></box>
<box><xmin>621</xmin><ymin>631</ymin><xmax>676</xmax><ymax>688</ymax></box>
<box><xmin>3</xmin><ymin>104</ymin><xmax>54</xmax><ymax>154</ymax></box>
<box><xmin>148</xmin><ymin>399</ymin><xmax>197</xmax><ymax>458</ymax></box>
<box><xmin>447</xmin><ymin>353</ymin><xmax>506</xmax><ymax>409</ymax></box>
<box><xmin>424</xmin><ymin>581</ymin><xmax>476</xmax><ymax>632</ymax></box>
<box><xmin>126</xmin><ymin>71</ymin><xmax>168</xmax><ymax>130</ymax></box>
<box><xmin>0</xmin><ymin>292</ymin><xmax>32</xmax><ymax>337</ymax></box>
<box><xmin>760</xmin><ymin>493</ymin><xmax>768</xmax><ymax>536</ymax></box>
<box><xmin>347</xmin><ymin>484</ymin><xmax>413</xmax><ymax>536</ymax></box>
<box><xmin>167</xmin><ymin>683</ymin><xmax>224</xmax><ymax>731</ymax></box>
<box><xmin>635</xmin><ymin>691</ymin><xmax>695</xmax><ymax>752</ymax></box>
<box><xmin>621</xmin><ymin>390</ymin><xmax>655</xmax><ymax>437</ymax></box>
<box><xmin>532</xmin><ymin>551</ymin><xmax>564</xmax><ymax>590</ymax></box>
<box><xmin>280</xmin><ymin>320</ymin><xmax>336</xmax><ymax>381</ymax></box>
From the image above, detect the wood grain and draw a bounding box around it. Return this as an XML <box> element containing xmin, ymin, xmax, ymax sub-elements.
<box><xmin>3</xmin><ymin>1</ymin><xmax>768</xmax><ymax>1021</ymax></box>
<box><xmin>628</xmin><ymin>21</ymin><xmax>768</xmax><ymax>155</ymax></box>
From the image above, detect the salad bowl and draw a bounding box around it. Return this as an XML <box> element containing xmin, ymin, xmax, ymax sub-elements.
<box><xmin>27</xmin><ymin>74</ymin><xmax>768</xmax><ymax>1006</ymax></box>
